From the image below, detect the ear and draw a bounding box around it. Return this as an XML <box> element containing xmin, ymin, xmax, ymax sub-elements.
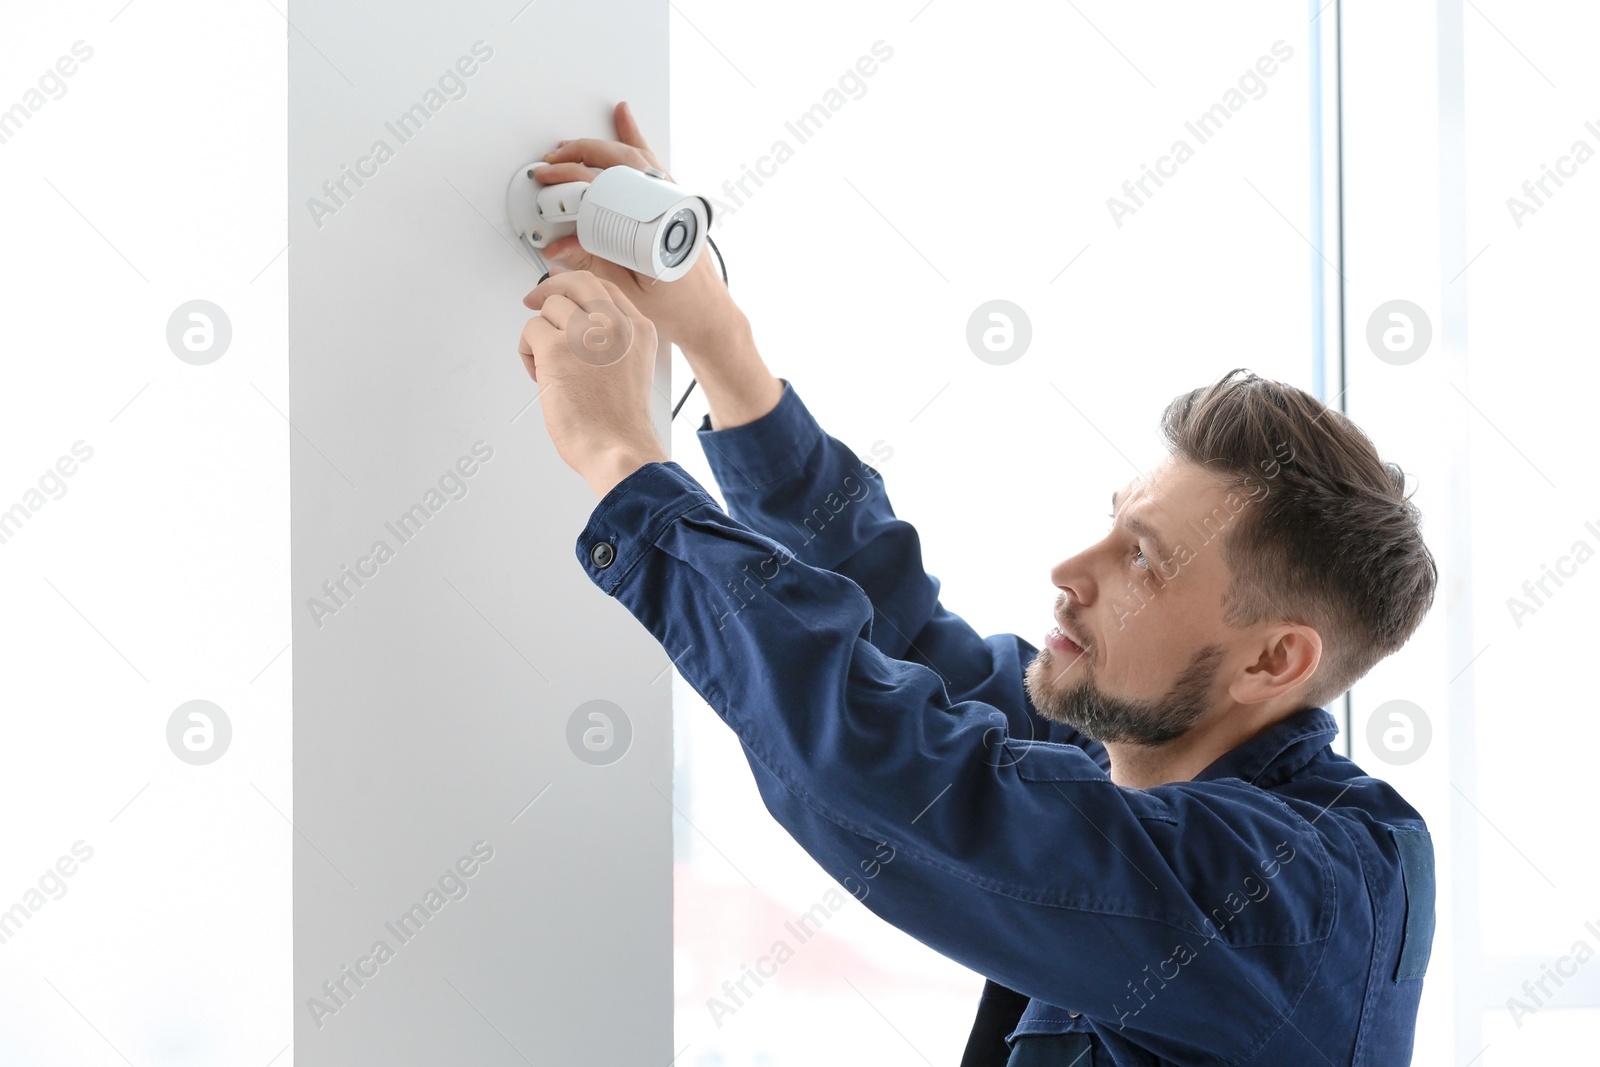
<box><xmin>1230</xmin><ymin>623</ymin><xmax>1321</xmax><ymax>706</ymax></box>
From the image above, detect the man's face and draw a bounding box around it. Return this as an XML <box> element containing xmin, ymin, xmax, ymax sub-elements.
<box><xmin>1023</xmin><ymin>455</ymin><xmax>1261</xmax><ymax>747</ymax></box>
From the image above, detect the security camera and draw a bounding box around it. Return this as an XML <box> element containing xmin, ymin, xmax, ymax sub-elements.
<box><xmin>506</xmin><ymin>161</ymin><xmax>712</xmax><ymax>282</ymax></box>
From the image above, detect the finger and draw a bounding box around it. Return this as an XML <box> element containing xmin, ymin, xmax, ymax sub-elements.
<box><xmin>539</xmin><ymin>235</ymin><xmax>622</xmax><ymax>277</ymax></box>
<box><xmin>518</xmin><ymin>314</ymin><xmax>560</xmax><ymax>380</ymax></box>
<box><xmin>613</xmin><ymin>101</ymin><xmax>659</xmax><ymax>165</ymax></box>
<box><xmin>544</xmin><ymin>235</ymin><xmax>578</xmax><ymax>259</ymax></box>
<box><xmin>592</xmin><ymin>276</ymin><xmax>649</xmax><ymax>329</ymax></box>
<box><xmin>524</xmin><ymin>253</ymin><xmax>624</xmax><ymax>306</ymax></box>
<box><xmin>590</xmin><ymin>277</ymin><xmax>657</xmax><ymax>359</ymax></box>
<box><xmin>524</xmin><ymin>266</ymin><xmax>559</xmax><ymax>306</ymax></box>
<box><xmin>534</xmin><ymin>293</ymin><xmax>582</xmax><ymax>337</ymax></box>
<box><xmin>520</xmin><ymin>311</ymin><xmax>561</xmax><ymax>350</ymax></box>
<box><xmin>523</xmin><ymin>270</ymin><xmax>612</xmax><ymax>313</ymax></box>
<box><xmin>530</xmin><ymin>161</ymin><xmax>599</xmax><ymax>184</ymax></box>
<box><xmin>541</xmin><ymin>137</ymin><xmax>649</xmax><ymax>172</ymax></box>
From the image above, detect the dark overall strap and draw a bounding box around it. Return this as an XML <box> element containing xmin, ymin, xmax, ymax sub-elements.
<box><xmin>959</xmin><ymin>979</ymin><xmax>1032</xmax><ymax>1067</ymax></box>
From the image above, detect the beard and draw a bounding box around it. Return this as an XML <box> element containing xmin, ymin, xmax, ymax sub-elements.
<box><xmin>1023</xmin><ymin>639</ymin><xmax>1226</xmax><ymax>747</ymax></box>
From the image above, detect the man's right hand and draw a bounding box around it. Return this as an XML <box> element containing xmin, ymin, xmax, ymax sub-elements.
<box><xmin>527</xmin><ymin>101</ymin><xmax>745</xmax><ymax>363</ymax></box>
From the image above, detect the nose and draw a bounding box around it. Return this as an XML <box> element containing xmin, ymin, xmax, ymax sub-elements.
<box><xmin>1049</xmin><ymin>547</ymin><xmax>1100</xmax><ymax>607</ymax></box>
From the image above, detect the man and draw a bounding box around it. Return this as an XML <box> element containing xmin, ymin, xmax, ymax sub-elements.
<box><xmin>519</xmin><ymin>104</ymin><xmax>1438</xmax><ymax>1067</ymax></box>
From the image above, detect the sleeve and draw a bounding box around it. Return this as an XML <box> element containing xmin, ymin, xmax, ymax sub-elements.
<box><xmin>693</xmin><ymin>378</ymin><xmax>1105</xmax><ymax>765</ymax></box>
<box><xmin>574</xmin><ymin>461</ymin><xmax>1337</xmax><ymax>1060</ymax></box>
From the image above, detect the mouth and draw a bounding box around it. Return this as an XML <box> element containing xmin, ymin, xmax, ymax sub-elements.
<box><xmin>1047</xmin><ymin>613</ymin><xmax>1088</xmax><ymax>658</ymax></box>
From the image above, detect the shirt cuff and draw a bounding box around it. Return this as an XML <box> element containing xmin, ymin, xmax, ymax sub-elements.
<box><xmin>574</xmin><ymin>460</ymin><xmax>720</xmax><ymax>596</ymax></box>
<box><xmin>695</xmin><ymin>377</ymin><xmax>825</xmax><ymax>491</ymax></box>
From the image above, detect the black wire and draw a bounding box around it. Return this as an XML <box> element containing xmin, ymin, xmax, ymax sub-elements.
<box><xmin>670</xmin><ymin>232</ymin><xmax>726</xmax><ymax>422</ymax></box>
<box><xmin>669</xmin><ymin>376</ymin><xmax>698</xmax><ymax>420</ymax></box>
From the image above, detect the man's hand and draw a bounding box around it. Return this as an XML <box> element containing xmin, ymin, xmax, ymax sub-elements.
<box><xmin>517</xmin><ymin>270</ymin><xmax>668</xmax><ymax>498</ymax></box>
<box><xmin>529</xmin><ymin>101</ymin><xmax>745</xmax><ymax>361</ymax></box>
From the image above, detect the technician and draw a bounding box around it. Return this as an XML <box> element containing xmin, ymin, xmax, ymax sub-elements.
<box><xmin>516</xmin><ymin>103</ymin><xmax>1439</xmax><ymax>1066</ymax></box>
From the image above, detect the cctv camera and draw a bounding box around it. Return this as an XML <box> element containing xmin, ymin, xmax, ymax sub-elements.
<box><xmin>507</xmin><ymin>162</ymin><xmax>713</xmax><ymax>282</ymax></box>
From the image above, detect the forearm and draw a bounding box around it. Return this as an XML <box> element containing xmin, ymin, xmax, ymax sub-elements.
<box><xmin>582</xmin><ymin>441</ymin><xmax>669</xmax><ymax>499</ymax></box>
<box><xmin>678</xmin><ymin>309</ymin><xmax>784</xmax><ymax>431</ymax></box>
<box><xmin>581</xmin><ymin>307</ymin><xmax>781</xmax><ymax>497</ymax></box>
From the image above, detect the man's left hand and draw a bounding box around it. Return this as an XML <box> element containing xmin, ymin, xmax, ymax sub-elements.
<box><xmin>518</xmin><ymin>270</ymin><xmax>669</xmax><ymax>497</ymax></box>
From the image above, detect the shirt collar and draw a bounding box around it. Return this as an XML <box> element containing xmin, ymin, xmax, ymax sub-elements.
<box><xmin>1191</xmin><ymin>704</ymin><xmax>1340</xmax><ymax>787</ymax></box>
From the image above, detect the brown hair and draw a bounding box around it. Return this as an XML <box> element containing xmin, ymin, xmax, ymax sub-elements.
<box><xmin>1159</xmin><ymin>367</ymin><xmax>1437</xmax><ymax>710</ymax></box>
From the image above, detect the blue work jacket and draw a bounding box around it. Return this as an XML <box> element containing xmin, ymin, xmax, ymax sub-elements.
<box><xmin>573</xmin><ymin>378</ymin><xmax>1436</xmax><ymax>1065</ymax></box>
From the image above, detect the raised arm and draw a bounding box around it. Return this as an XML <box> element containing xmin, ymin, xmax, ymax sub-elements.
<box><xmin>687</xmin><ymin>325</ymin><xmax>1102</xmax><ymax>762</ymax></box>
<box><xmin>524</xmin><ymin>106</ymin><xmax>1096</xmax><ymax>759</ymax></box>
<box><xmin>573</xmin><ymin>461</ymin><xmax>1336</xmax><ymax>1060</ymax></box>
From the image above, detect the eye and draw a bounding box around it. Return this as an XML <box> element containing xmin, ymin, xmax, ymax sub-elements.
<box><xmin>1109</xmin><ymin>513</ymin><xmax>1151</xmax><ymax>570</ymax></box>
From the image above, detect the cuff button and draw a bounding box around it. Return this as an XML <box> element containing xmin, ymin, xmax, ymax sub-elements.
<box><xmin>590</xmin><ymin>541</ymin><xmax>616</xmax><ymax>568</ymax></box>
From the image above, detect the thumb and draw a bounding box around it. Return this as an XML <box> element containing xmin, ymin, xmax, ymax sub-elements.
<box><xmin>545</xmin><ymin>237</ymin><xmax>631</xmax><ymax>288</ymax></box>
<box><xmin>544</xmin><ymin>236</ymin><xmax>590</xmax><ymax>269</ymax></box>
<box><xmin>614</xmin><ymin>100</ymin><xmax>657</xmax><ymax>162</ymax></box>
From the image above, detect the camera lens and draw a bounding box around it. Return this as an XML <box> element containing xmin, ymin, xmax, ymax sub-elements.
<box><xmin>660</xmin><ymin>207</ymin><xmax>697</xmax><ymax>267</ymax></box>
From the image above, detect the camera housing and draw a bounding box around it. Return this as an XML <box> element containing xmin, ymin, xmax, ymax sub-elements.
<box><xmin>507</xmin><ymin>162</ymin><xmax>712</xmax><ymax>282</ymax></box>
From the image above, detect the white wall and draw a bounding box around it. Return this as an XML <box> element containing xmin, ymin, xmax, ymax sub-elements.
<box><xmin>288</xmin><ymin>1</ymin><xmax>673</xmax><ymax>1064</ymax></box>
